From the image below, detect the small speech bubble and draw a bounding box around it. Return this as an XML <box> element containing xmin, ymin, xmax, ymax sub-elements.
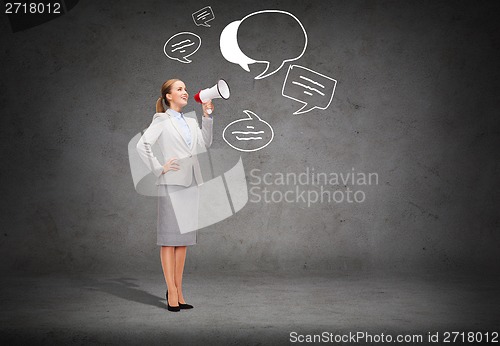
<box><xmin>192</xmin><ymin>6</ymin><xmax>215</xmax><ymax>27</ymax></box>
<box><xmin>220</xmin><ymin>10</ymin><xmax>307</xmax><ymax>79</ymax></box>
<box><xmin>164</xmin><ymin>32</ymin><xmax>201</xmax><ymax>64</ymax></box>
<box><xmin>282</xmin><ymin>65</ymin><xmax>337</xmax><ymax>115</ymax></box>
<box><xmin>223</xmin><ymin>110</ymin><xmax>274</xmax><ymax>152</ymax></box>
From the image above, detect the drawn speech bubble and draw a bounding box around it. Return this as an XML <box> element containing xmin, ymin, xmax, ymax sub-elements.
<box><xmin>164</xmin><ymin>32</ymin><xmax>201</xmax><ymax>64</ymax></box>
<box><xmin>282</xmin><ymin>65</ymin><xmax>337</xmax><ymax>115</ymax></box>
<box><xmin>192</xmin><ymin>6</ymin><xmax>215</xmax><ymax>27</ymax></box>
<box><xmin>220</xmin><ymin>10</ymin><xmax>307</xmax><ymax>79</ymax></box>
<box><xmin>223</xmin><ymin>110</ymin><xmax>274</xmax><ymax>152</ymax></box>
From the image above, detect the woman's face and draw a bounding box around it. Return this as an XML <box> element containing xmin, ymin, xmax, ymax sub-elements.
<box><xmin>166</xmin><ymin>80</ymin><xmax>188</xmax><ymax>110</ymax></box>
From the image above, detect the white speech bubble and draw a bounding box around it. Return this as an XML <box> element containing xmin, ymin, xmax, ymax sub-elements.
<box><xmin>219</xmin><ymin>21</ymin><xmax>257</xmax><ymax>72</ymax></box>
<box><xmin>282</xmin><ymin>65</ymin><xmax>337</xmax><ymax>115</ymax></box>
<box><xmin>219</xmin><ymin>10</ymin><xmax>308</xmax><ymax>79</ymax></box>
<box><xmin>223</xmin><ymin>110</ymin><xmax>274</xmax><ymax>152</ymax></box>
<box><xmin>164</xmin><ymin>32</ymin><xmax>201</xmax><ymax>64</ymax></box>
<box><xmin>192</xmin><ymin>6</ymin><xmax>215</xmax><ymax>27</ymax></box>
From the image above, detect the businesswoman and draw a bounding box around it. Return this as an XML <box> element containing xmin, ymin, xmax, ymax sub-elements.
<box><xmin>136</xmin><ymin>79</ymin><xmax>213</xmax><ymax>312</ymax></box>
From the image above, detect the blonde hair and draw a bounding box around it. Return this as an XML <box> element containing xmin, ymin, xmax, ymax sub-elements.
<box><xmin>156</xmin><ymin>79</ymin><xmax>181</xmax><ymax>113</ymax></box>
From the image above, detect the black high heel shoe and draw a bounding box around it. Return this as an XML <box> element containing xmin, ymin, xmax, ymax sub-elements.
<box><xmin>166</xmin><ymin>289</ymin><xmax>194</xmax><ymax>309</ymax></box>
<box><xmin>165</xmin><ymin>290</ymin><xmax>180</xmax><ymax>312</ymax></box>
<box><xmin>178</xmin><ymin>302</ymin><xmax>194</xmax><ymax>309</ymax></box>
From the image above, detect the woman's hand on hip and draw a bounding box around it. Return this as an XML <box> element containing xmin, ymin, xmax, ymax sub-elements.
<box><xmin>202</xmin><ymin>100</ymin><xmax>214</xmax><ymax>117</ymax></box>
<box><xmin>162</xmin><ymin>158</ymin><xmax>179</xmax><ymax>174</ymax></box>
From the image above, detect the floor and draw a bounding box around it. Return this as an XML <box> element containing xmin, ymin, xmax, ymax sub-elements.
<box><xmin>1</xmin><ymin>270</ymin><xmax>498</xmax><ymax>345</ymax></box>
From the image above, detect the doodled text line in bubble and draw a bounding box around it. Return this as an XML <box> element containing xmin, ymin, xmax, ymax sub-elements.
<box><xmin>223</xmin><ymin>110</ymin><xmax>274</xmax><ymax>152</ymax></box>
<box><xmin>192</xmin><ymin>6</ymin><xmax>215</xmax><ymax>27</ymax></box>
<box><xmin>282</xmin><ymin>65</ymin><xmax>337</xmax><ymax>115</ymax></box>
<box><xmin>164</xmin><ymin>32</ymin><xmax>201</xmax><ymax>64</ymax></box>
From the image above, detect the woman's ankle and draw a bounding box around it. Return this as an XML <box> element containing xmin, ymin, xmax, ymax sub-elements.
<box><xmin>167</xmin><ymin>288</ymin><xmax>179</xmax><ymax>304</ymax></box>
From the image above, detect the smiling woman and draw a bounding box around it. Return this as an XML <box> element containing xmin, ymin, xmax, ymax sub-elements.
<box><xmin>136</xmin><ymin>78</ymin><xmax>215</xmax><ymax>312</ymax></box>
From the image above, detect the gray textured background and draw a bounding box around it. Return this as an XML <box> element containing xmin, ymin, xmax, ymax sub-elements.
<box><xmin>1</xmin><ymin>0</ymin><xmax>499</xmax><ymax>278</ymax></box>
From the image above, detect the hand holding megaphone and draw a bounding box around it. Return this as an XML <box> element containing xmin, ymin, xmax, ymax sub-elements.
<box><xmin>194</xmin><ymin>79</ymin><xmax>230</xmax><ymax>115</ymax></box>
<box><xmin>201</xmin><ymin>100</ymin><xmax>214</xmax><ymax>117</ymax></box>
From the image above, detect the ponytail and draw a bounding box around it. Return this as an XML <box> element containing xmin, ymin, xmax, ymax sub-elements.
<box><xmin>156</xmin><ymin>97</ymin><xmax>165</xmax><ymax>113</ymax></box>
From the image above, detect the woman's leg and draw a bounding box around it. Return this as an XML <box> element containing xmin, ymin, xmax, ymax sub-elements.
<box><xmin>160</xmin><ymin>246</ymin><xmax>179</xmax><ymax>307</ymax></box>
<box><xmin>174</xmin><ymin>246</ymin><xmax>188</xmax><ymax>304</ymax></box>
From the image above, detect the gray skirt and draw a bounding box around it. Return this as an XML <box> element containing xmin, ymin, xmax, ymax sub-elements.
<box><xmin>157</xmin><ymin>177</ymin><xmax>198</xmax><ymax>246</ymax></box>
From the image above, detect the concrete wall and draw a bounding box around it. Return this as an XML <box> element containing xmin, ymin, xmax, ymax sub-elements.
<box><xmin>1</xmin><ymin>0</ymin><xmax>498</xmax><ymax>275</ymax></box>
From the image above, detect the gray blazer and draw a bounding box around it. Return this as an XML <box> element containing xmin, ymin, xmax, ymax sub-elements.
<box><xmin>136</xmin><ymin>111</ymin><xmax>213</xmax><ymax>186</ymax></box>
